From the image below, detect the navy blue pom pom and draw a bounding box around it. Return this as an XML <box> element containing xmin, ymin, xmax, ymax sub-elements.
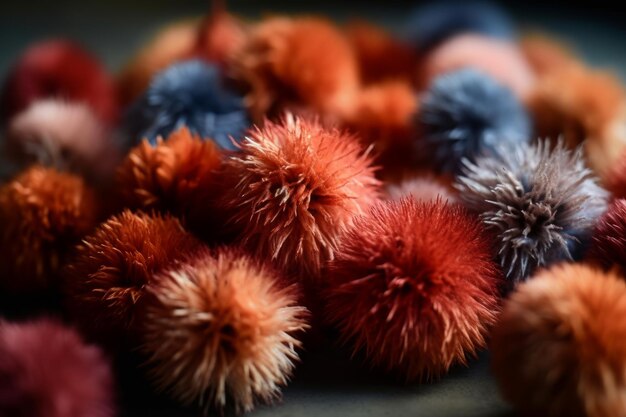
<box><xmin>406</xmin><ymin>1</ymin><xmax>514</xmax><ymax>52</ymax></box>
<box><xmin>125</xmin><ymin>60</ymin><xmax>249</xmax><ymax>150</ymax></box>
<box><xmin>418</xmin><ymin>68</ymin><xmax>531</xmax><ymax>172</ymax></box>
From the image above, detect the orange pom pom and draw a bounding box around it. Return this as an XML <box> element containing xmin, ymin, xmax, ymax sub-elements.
<box><xmin>0</xmin><ymin>166</ymin><xmax>98</xmax><ymax>294</ymax></box>
<box><xmin>520</xmin><ymin>34</ymin><xmax>577</xmax><ymax>77</ymax></box>
<box><xmin>63</xmin><ymin>210</ymin><xmax>201</xmax><ymax>350</ymax></box>
<box><xmin>230</xmin><ymin>17</ymin><xmax>359</xmax><ymax>121</ymax></box>
<box><xmin>491</xmin><ymin>263</ymin><xmax>626</xmax><ymax>417</ymax></box>
<box><xmin>141</xmin><ymin>247</ymin><xmax>308</xmax><ymax>413</ymax></box>
<box><xmin>345</xmin><ymin>20</ymin><xmax>417</xmax><ymax>85</ymax></box>
<box><xmin>219</xmin><ymin>114</ymin><xmax>380</xmax><ymax>279</ymax></box>
<box><xmin>195</xmin><ymin>5</ymin><xmax>247</xmax><ymax>64</ymax></box>
<box><xmin>115</xmin><ymin>127</ymin><xmax>222</xmax><ymax>237</ymax></box>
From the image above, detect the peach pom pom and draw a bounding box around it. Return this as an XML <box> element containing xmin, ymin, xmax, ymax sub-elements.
<box><xmin>386</xmin><ymin>175</ymin><xmax>456</xmax><ymax>203</ymax></box>
<box><xmin>491</xmin><ymin>263</ymin><xmax>626</xmax><ymax>417</ymax></box>
<box><xmin>520</xmin><ymin>34</ymin><xmax>577</xmax><ymax>77</ymax></box>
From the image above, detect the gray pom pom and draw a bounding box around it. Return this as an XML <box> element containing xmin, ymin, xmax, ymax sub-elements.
<box><xmin>455</xmin><ymin>140</ymin><xmax>607</xmax><ymax>283</ymax></box>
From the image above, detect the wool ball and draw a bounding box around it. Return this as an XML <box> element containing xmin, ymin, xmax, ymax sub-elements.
<box><xmin>325</xmin><ymin>198</ymin><xmax>501</xmax><ymax>381</ymax></box>
<box><xmin>62</xmin><ymin>210</ymin><xmax>201</xmax><ymax>351</ymax></box>
<box><xmin>419</xmin><ymin>34</ymin><xmax>535</xmax><ymax>98</ymax></box>
<box><xmin>405</xmin><ymin>1</ymin><xmax>515</xmax><ymax>52</ymax></box>
<box><xmin>125</xmin><ymin>59</ymin><xmax>249</xmax><ymax>150</ymax></box>
<box><xmin>230</xmin><ymin>17</ymin><xmax>360</xmax><ymax>121</ymax></box>
<box><xmin>0</xmin><ymin>166</ymin><xmax>98</xmax><ymax>294</ymax></box>
<box><xmin>0</xmin><ymin>318</ymin><xmax>115</xmax><ymax>417</ymax></box>
<box><xmin>491</xmin><ymin>263</ymin><xmax>626</xmax><ymax>417</ymax></box>
<box><xmin>218</xmin><ymin>114</ymin><xmax>380</xmax><ymax>279</ymax></box>
<box><xmin>140</xmin><ymin>247</ymin><xmax>308</xmax><ymax>413</ymax></box>
<box><xmin>456</xmin><ymin>140</ymin><xmax>607</xmax><ymax>283</ymax></box>
<box><xmin>115</xmin><ymin>126</ymin><xmax>222</xmax><ymax>236</ymax></box>
<box><xmin>1</xmin><ymin>39</ymin><xmax>118</xmax><ymax>126</ymax></box>
<box><xmin>6</xmin><ymin>99</ymin><xmax>118</xmax><ymax>183</ymax></box>
<box><xmin>418</xmin><ymin>68</ymin><xmax>531</xmax><ymax>172</ymax></box>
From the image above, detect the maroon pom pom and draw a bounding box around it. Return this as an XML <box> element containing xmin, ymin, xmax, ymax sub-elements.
<box><xmin>324</xmin><ymin>198</ymin><xmax>501</xmax><ymax>380</ymax></box>
<box><xmin>0</xmin><ymin>318</ymin><xmax>115</xmax><ymax>417</ymax></box>
<box><xmin>587</xmin><ymin>198</ymin><xmax>626</xmax><ymax>274</ymax></box>
<box><xmin>1</xmin><ymin>39</ymin><xmax>118</xmax><ymax>126</ymax></box>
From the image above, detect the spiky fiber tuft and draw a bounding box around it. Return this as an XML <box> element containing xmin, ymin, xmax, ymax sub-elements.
<box><xmin>325</xmin><ymin>198</ymin><xmax>501</xmax><ymax>381</ymax></box>
<box><xmin>63</xmin><ymin>210</ymin><xmax>201</xmax><ymax>351</ymax></box>
<box><xmin>456</xmin><ymin>140</ymin><xmax>607</xmax><ymax>283</ymax></box>
<box><xmin>418</xmin><ymin>68</ymin><xmax>531</xmax><ymax>172</ymax></box>
<box><xmin>0</xmin><ymin>166</ymin><xmax>98</xmax><ymax>294</ymax></box>
<box><xmin>141</xmin><ymin>247</ymin><xmax>308</xmax><ymax>413</ymax></box>
<box><xmin>219</xmin><ymin>114</ymin><xmax>380</xmax><ymax>279</ymax></box>
<box><xmin>125</xmin><ymin>59</ymin><xmax>249</xmax><ymax>149</ymax></box>
<box><xmin>491</xmin><ymin>263</ymin><xmax>626</xmax><ymax>417</ymax></box>
<box><xmin>0</xmin><ymin>318</ymin><xmax>115</xmax><ymax>417</ymax></box>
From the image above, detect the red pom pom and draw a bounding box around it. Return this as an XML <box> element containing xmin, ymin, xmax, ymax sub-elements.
<box><xmin>0</xmin><ymin>318</ymin><xmax>115</xmax><ymax>417</ymax></box>
<box><xmin>587</xmin><ymin>199</ymin><xmax>626</xmax><ymax>274</ymax></box>
<box><xmin>63</xmin><ymin>210</ymin><xmax>202</xmax><ymax>351</ymax></box>
<box><xmin>324</xmin><ymin>198</ymin><xmax>501</xmax><ymax>380</ymax></box>
<box><xmin>219</xmin><ymin>114</ymin><xmax>380</xmax><ymax>279</ymax></box>
<box><xmin>140</xmin><ymin>247</ymin><xmax>308</xmax><ymax>413</ymax></box>
<box><xmin>1</xmin><ymin>39</ymin><xmax>118</xmax><ymax>126</ymax></box>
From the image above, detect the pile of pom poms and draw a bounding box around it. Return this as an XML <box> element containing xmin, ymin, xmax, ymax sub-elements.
<box><xmin>2</xmin><ymin>1</ymin><xmax>626</xmax><ymax>416</ymax></box>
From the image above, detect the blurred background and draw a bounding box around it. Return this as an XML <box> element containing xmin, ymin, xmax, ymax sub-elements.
<box><xmin>1</xmin><ymin>1</ymin><xmax>626</xmax><ymax>80</ymax></box>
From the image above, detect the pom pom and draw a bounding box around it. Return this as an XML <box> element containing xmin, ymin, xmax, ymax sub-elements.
<box><xmin>386</xmin><ymin>176</ymin><xmax>456</xmax><ymax>203</ymax></box>
<box><xmin>0</xmin><ymin>318</ymin><xmax>115</xmax><ymax>417</ymax></box>
<box><xmin>195</xmin><ymin>5</ymin><xmax>247</xmax><ymax>65</ymax></box>
<box><xmin>6</xmin><ymin>99</ymin><xmax>118</xmax><ymax>183</ymax></box>
<box><xmin>456</xmin><ymin>140</ymin><xmax>607</xmax><ymax>283</ymax></box>
<box><xmin>125</xmin><ymin>59</ymin><xmax>249</xmax><ymax>149</ymax></box>
<box><xmin>345</xmin><ymin>20</ymin><xmax>416</xmax><ymax>84</ymax></box>
<box><xmin>115</xmin><ymin>126</ymin><xmax>222</xmax><ymax>233</ymax></box>
<box><xmin>405</xmin><ymin>1</ymin><xmax>514</xmax><ymax>52</ymax></box>
<box><xmin>419</xmin><ymin>34</ymin><xmax>534</xmax><ymax>98</ymax></box>
<box><xmin>606</xmin><ymin>150</ymin><xmax>626</xmax><ymax>199</ymax></box>
<box><xmin>324</xmin><ymin>198</ymin><xmax>501</xmax><ymax>380</ymax></box>
<box><xmin>587</xmin><ymin>199</ymin><xmax>626</xmax><ymax>274</ymax></box>
<box><xmin>1</xmin><ymin>39</ymin><xmax>118</xmax><ymax>126</ymax></box>
<box><xmin>520</xmin><ymin>34</ymin><xmax>577</xmax><ymax>77</ymax></box>
<box><xmin>230</xmin><ymin>17</ymin><xmax>359</xmax><ymax>121</ymax></box>
<box><xmin>491</xmin><ymin>263</ymin><xmax>626</xmax><ymax>417</ymax></box>
<box><xmin>63</xmin><ymin>210</ymin><xmax>201</xmax><ymax>350</ymax></box>
<box><xmin>141</xmin><ymin>247</ymin><xmax>308</xmax><ymax>413</ymax></box>
<box><xmin>219</xmin><ymin>114</ymin><xmax>380</xmax><ymax>279</ymax></box>
<box><xmin>117</xmin><ymin>19</ymin><xmax>198</xmax><ymax>106</ymax></box>
<box><xmin>0</xmin><ymin>166</ymin><xmax>98</xmax><ymax>294</ymax></box>
<box><xmin>418</xmin><ymin>69</ymin><xmax>531</xmax><ymax>172</ymax></box>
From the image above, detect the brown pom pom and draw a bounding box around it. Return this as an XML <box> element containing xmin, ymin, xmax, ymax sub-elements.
<box><xmin>345</xmin><ymin>20</ymin><xmax>417</xmax><ymax>85</ymax></box>
<box><xmin>195</xmin><ymin>4</ymin><xmax>247</xmax><ymax>65</ymax></box>
<box><xmin>141</xmin><ymin>247</ymin><xmax>308</xmax><ymax>413</ymax></box>
<box><xmin>386</xmin><ymin>175</ymin><xmax>456</xmax><ymax>203</ymax></box>
<box><xmin>63</xmin><ymin>210</ymin><xmax>201</xmax><ymax>350</ymax></box>
<box><xmin>0</xmin><ymin>166</ymin><xmax>98</xmax><ymax>294</ymax></box>
<box><xmin>325</xmin><ymin>198</ymin><xmax>501</xmax><ymax>381</ymax></box>
<box><xmin>491</xmin><ymin>263</ymin><xmax>626</xmax><ymax>417</ymax></box>
<box><xmin>528</xmin><ymin>63</ymin><xmax>626</xmax><ymax>177</ymax></box>
<box><xmin>520</xmin><ymin>34</ymin><xmax>577</xmax><ymax>77</ymax></box>
<box><xmin>115</xmin><ymin>127</ymin><xmax>222</xmax><ymax>235</ymax></box>
<box><xmin>230</xmin><ymin>17</ymin><xmax>359</xmax><ymax>121</ymax></box>
<box><xmin>117</xmin><ymin>19</ymin><xmax>198</xmax><ymax>106</ymax></box>
<box><xmin>219</xmin><ymin>114</ymin><xmax>380</xmax><ymax>279</ymax></box>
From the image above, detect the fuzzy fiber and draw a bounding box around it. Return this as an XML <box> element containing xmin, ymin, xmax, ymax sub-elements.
<box><xmin>62</xmin><ymin>210</ymin><xmax>201</xmax><ymax>351</ymax></box>
<box><xmin>491</xmin><ymin>263</ymin><xmax>626</xmax><ymax>417</ymax></box>
<box><xmin>456</xmin><ymin>140</ymin><xmax>607</xmax><ymax>283</ymax></box>
<box><xmin>419</xmin><ymin>68</ymin><xmax>531</xmax><ymax>172</ymax></box>
<box><xmin>325</xmin><ymin>198</ymin><xmax>501</xmax><ymax>381</ymax></box>
<box><xmin>141</xmin><ymin>247</ymin><xmax>308</xmax><ymax>413</ymax></box>
<box><xmin>219</xmin><ymin>114</ymin><xmax>380</xmax><ymax>279</ymax></box>
<box><xmin>125</xmin><ymin>59</ymin><xmax>249</xmax><ymax>149</ymax></box>
<box><xmin>587</xmin><ymin>199</ymin><xmax>626</xmax><ymax>274</ymax></box>
<box><xmin>0</xmin><ymin>318</ymin><xmax>115</xmax><ymax>417</ymax></box>
<box><xmin>0</xmin><ymin>166</ymin><xmax>98</xmax><ymax>294</ymax></box>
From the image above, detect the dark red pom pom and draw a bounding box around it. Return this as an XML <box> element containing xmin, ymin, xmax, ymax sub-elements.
<box><xmin>587</xmin><ymin>198</ymin><xmax>626</xmax><ymax>274</ymax></box>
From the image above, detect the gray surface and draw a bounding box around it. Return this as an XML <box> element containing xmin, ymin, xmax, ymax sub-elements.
<box><xmin>1</xmin><ymin>2</ymin><xmax>624</xmax><ymax>416</ymax></box>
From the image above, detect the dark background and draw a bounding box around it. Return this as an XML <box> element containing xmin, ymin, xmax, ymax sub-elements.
<box><xmin>0</xmin><ymin>1</ymin><xmax>624</xmax><ymax>416</ymax></box>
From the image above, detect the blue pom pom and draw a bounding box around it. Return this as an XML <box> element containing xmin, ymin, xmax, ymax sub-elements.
<box><xmin>418</xmin><ymin>68</ymin><xmax>531</xmax><ymax>172</ymax></box>
<box><xmin>406</xmin><ymin>1</ymin><xmax>514</xmax><ymax>52</ymax></box>
<box><xmin>125</xmin><ymin>60</ymin><xmax>249</xmax><ymax>150</ymax></box>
